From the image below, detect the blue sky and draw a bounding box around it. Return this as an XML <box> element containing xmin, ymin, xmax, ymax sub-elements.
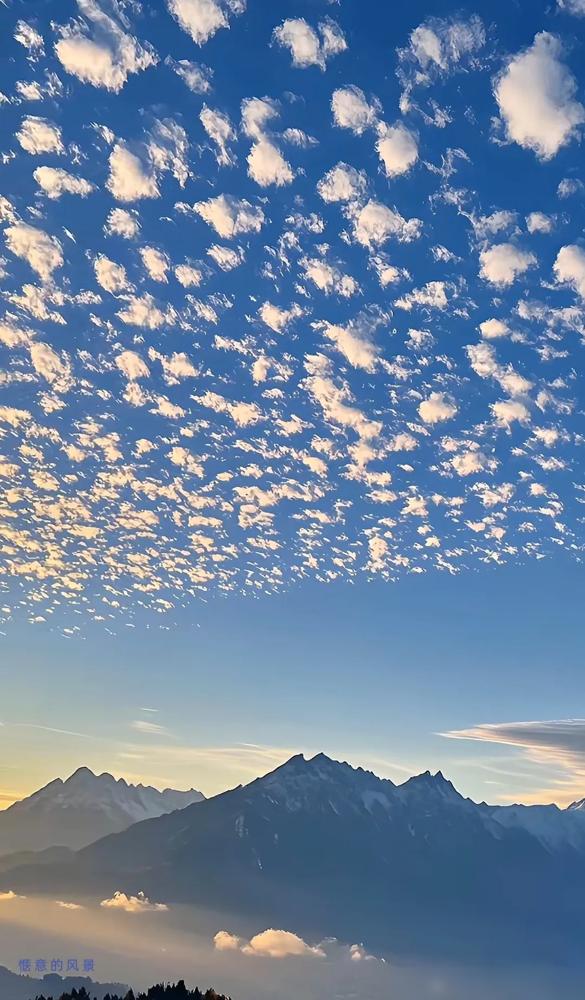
<box><xmin>0</xmin><ymin>0</ymin><xmax>585</xmax><ymax>807</ymax></box>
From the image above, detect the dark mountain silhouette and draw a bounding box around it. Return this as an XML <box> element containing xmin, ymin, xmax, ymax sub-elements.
<box><xmin>3</xmin><ymin>754</ymin><xmax>585</xmax><ymax>965</ymax></box>
<box><xmin>0</xmin><ymin>965</ymin><xmax>126</xmax><ymax>1000</ymax></box>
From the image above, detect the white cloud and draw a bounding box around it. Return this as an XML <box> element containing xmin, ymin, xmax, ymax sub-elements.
<box><xmin>304</xmin><ymin>358</ymin><xmax>381</xmax><ymax>440</ymax></box>
<box><xmin>30</xmin><ymin>342</ymin><xmax>70</xmax><ymax>385</ymax></box>
<box><xmin>116</xmin><ymin>350</ymin><xmax>150</xmax><ymax>380</ymax></box>
<box><xmin>16</xmin><ymin>116</ymin><xmax>63</xmax><ymax>155</ymax></box>
<box><xmin>166</xmin><ymin>57</ymin><xmax>212</xmax><ymax>93</ymax></box>
<box><xmin>492</xmin><ymin>398</ymin><xmax>530</xmax><ymax>427</ymax></box>
<box><xmin>33</xmin><ymin>166</ymin><xmax>94</xmax><ymax>200</ymax></box>
<box><xmin>14</xmin><ymin>21</ymin><xmax>44</xmax><ymax>53</ymax></box>
<box><xmin>247</xmin><ymin>140</ymin><xmax>294</xmax><ymax>188</ymax></box>
<box><xmin>494</xmin><ymin>33</ymin><xmax>584</xmax><ymax>159</ymax></box>
<box><xmin>175</xmin><ymin>264</ymin><xmax>203</xmax><ymax>287</ymax></box>
<box><xmin>214</xmin><ymin>928</ymin><xmax>324</xmax><ymax>959</ymax></box>
<box><xmin>207</xmin><ymin>244</ymin><xmax>244</xmax><ymax>270</ymax></box>
<box><xmin>553</xmin><ymin>245</ymin><xmax>585</xmax><ymax>299</ymax></box>
<box><xmin>259</xmin><ymin>301</ymin><xmax>302</xmax><ymax>333</ymax></box>
<box><xmin>166</xmin><ymin>0</ymin><xmax>244</xmax><ymax>46</ymax></box>
<box><xmin>117</xmin><ymin>294</ymin><xmax>169</xmax><ymax>329</ymax></box>
<box><xmin>395</xmin><ymin>281</ymin><xmax>449</xmax><ymax>311</ymax></box>
<box><xmin>526</xmin><ymin>211</ymin><xmax>553</xmax><ymax>234</ymax></box>
<box><xmin>301</xmin><ymin>258</ymin><xmax>359</xmax><ymax>297</ymax></box>
<box><xmin>5</xmin><ymin>223</ymin><xmax>63</xmax><ymax>282</ymax></box>
<box><xmin>352</xmin><ymin>200</ymin><xmax>422</xmax><ymax>247</ymax></box>
<box><xmin>214</xmin><ymin>931</ymin><xmax>242</xmax><ymax>951</ymax></box>
<box><xmin>317</xmin><ymin>320</ymin><xmax>379</xmax><ymax>371</ymax></box>
<box><xmin>94</xmin><ymin>255</ymin><xmax>129</xmax><ymax>293</ymax></box>
<box><xmin>200</xmin><ymin>106</ymin><xmax>236</xmax><ymax>166</ymax></box>
<box><xmin>331</xmin><ymin>86</ymin><xmax>379</xmax><ymax>134</ymax></box>
<box><xmin>141</xmin><ymin>247</ymin><xmax>170</xmax><ymax>283</ymax></box>
<box><xmin>107</xmin><ymin>143</ymin><xmax>159</xmax><ymax>202</ymax></box>
<box><xmin>479</xmin><ymin>243</ymin><xmax>536</xmax><ymax>286</ymax></box>
<box><xmin>317</xmin><ymin>162</ymin><xmax>367</xmax><ymax>204</ymax></box>
<box><xmin>105</xmin><ymin>208</ymin><xmax>140</xmax><ymax>239</ymax></box>
<box><xmin>55</xmin><ymin>0</ymin><xmax>157</xmax><ymax>92</ymax></box>
<box><xmin>273</xmin><ymin>17</ymin><xmax>346</xmax><ymax>70</ymax></box>
<box><xmin>479</xmin><ymin>318</ymin><xmax>510</xmax><ymax>339</ymax></box>
<box><xmin>557</xmin><ymin>177</ymin><xmax>583</xmax><ymax>198</ymax></box>
<box><xmin>557</xmin><ymin>0</ymin><xmax>585</xmax><ymax>15</ymax></box>
<box><xmin>418</xmin><ymin>392</ymin><xmax>458</xmax><ymax>424</ymax></box>
<box><xmin>194</xmin><ymin>194</ymin><xmax>264</xmax><ymax>238</ymax></box>
<box><xmin>397</xmin><ymin>15</ymin><xmax>486</xmax><ymax>109</ymax></box>
<box><xmin>100</xmin><ymin>891</ymin><xmax>168</xmax><ymax>913</ymax></box>
<box><xmin>0</xmin><ymin>890</ymin><xmax>25</xmax><ymax>902</ymax></box>
<box><xmin>376</xmin><ymin>123</ymin><xmax>418</xmax><ymax>177</ymax></box>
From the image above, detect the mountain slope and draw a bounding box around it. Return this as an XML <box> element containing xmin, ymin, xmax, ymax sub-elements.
<box><xmin>0</xmin><ymin>767</ymin><xmax>205</xmax><ymax>855</ymax></box>
<box><xmin>0</xmin><ymin>965</ymin><xmax>127</xmax><ymax>1000</ymax></box>
<box><xmin>4</xmin><ymin>753</ymin><xmax>585</xmax><ymax>965</ymax></box>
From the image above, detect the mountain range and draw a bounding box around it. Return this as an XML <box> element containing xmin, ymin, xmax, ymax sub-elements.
<box><xmin>0</xmin><ymin>767</ymin><xmax>204</xmax><ymax>855</ymax></box>
<box><xmin>0</xmin><ymin>965</ymin><xmax>127</xmax><ymax>1000</ymax></box>
<box><xmin>2</xmin><ymin>754</ymin><xmax>585</xmax><ymax>965</ymax></box>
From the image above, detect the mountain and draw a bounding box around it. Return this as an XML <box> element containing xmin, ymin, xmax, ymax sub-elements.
<box><xmin>3</xmin><ymin>754</ymin><xmax>585</xmax><ymax>965</ymax></box>
<box><xmin>0</xmin><ymin>768</ymin><xmax>205</xmax><ymax>855</ymax></box>
<box><xmin>0</xmin><ymin>965</ymin><xmax>126</xmax><ymax>1000</ymax></box>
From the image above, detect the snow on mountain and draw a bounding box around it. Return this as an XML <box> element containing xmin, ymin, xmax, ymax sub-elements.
<box><xmin>0</xmin><ymin>767</ymin><xmax>205</xmax><ymax>855</ymax></box>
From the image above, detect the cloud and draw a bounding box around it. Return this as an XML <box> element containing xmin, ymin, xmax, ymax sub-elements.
<box><xmin>259</xmin><ymin>301</ymin><xmax>303</xmax><ymax>333</ymax></box>
<box><xmin>54</xmin><ymin>0</ymin><xmax>157</xmax><ymax>92</ymax></box>
<box><xmin>317</xmin><ymin>319</ymin><xmax>379</xmax><ymax>371</ymax></box>
<box><xmin>214</xmin><ymin>928</ymin><xmax>325</xmax><ymax>959</ymax></box>
<box><xmin>479</xmin><ymin>318</ymin><xmax>510</xmax><ymax>340</ymax></box>
<box><xmin>166</xmin><ymin>0</ymin><xmax>244</xmax><ymax>46</ymax></box>
<box><xmin>553</xmin><ymin>245</ymin><xmax>585</xmax><ymax>299</ymax></box>
<box><xmin>100</xmin><ymin>891</ymin><xmax>168</xmax><ymax>913</ymax></box>
<box><xmin>193</xmin><ymin>194</ymin><xmax>264</xmax><ymax>237</ymax></box>
<box><xmin>16</xmin><ymin>116</ymin><xmax>63</xmax><ymax>154</ymax></box>
<box><xmin>331</xmin><ymin>86</ymin><xmax>379</xmax><ymax>134</ymax></box>
<box><xmin>494</xmin><ymin>33</ymin><xmax>584</xmax><ymax>159</ymax></box>
<box><xmin>105</xmin><ymin>208</ymin><xmax>140</xmax><ymax>239</ymax></box>
<box><xmin>273</xmin><ymin>17</ymin><xmax>346</xmax><ymax>70</ymax></box>
<box><xmin>376</xmin><ymin>123</ymin><xmax>418</xmax><ymax>178</ymax></box>
<box><xmin>397</xmin><ymin>15</ymin><xmax>485</xmax><ymax>109</ymax></box>
<box><xmin>56</xmin><ymin>900</ymin><xmax>84</xmax><ymax>910</ymax></box>
<box><xmin>166</xmin><ymin>57</ymin><xmax>213</xmax><ymax>93</ymax></box>
<box><xmin>116</xmin><ymin>351</ymin><xmax>150</xmax><ymax>381</ymax></box>
<box><xmin>141</xmin><ymin>247</ymin><xmax>170</xmax><ymax>283</ymax></box>
<box><xmin>440</xmin><ymin>719</ymin><xmax>585</xmax><ymax>805</ymax></box>
<box><xmin>526</xmin><ymin>211</ymin><xmax>553</xmax><ymax>234</ymax></box>
<box><xmin>0</xmin><ymin>890</ymin><xmax>25</xmax><ymax>902</ymax></box>
<box><xmin>33</xmin><ymin>167</ymin><xmax>94</xmax><ymax>200</ymax></box>
<box><xmin>352</xmin><ymin>201</ymin><xmax>421</xmax><ymax>247</ymax></box>
<box><xmin>131</xmin><ymin>718</ymin><xmax>168</xmax><ymax>735</ymax></box>
<box><xmin>247</xmin><ymin>139</ymin><xmax>294</xmax><ymax>188</ymax></box>
<box><xmin>200</xmin><ymin>106</ymin><xmax>236</xmax><ymax>166</ymax></box>
<box><xmin>207</xmin><ymin>244</ymin><xmax>244</xmax><ymax>270</ymax></box>
<box><xmin>107</xmin><ymin>143</ymin><xmax>159</xmax><ymax>201</ymax></box>
<box><xmin>479</xmin><ymin>244</ymin><xmax>536</xmax><ymax>286</ymax></box>
<box><xmin>94</xmin><ymin>255</ymin><xmax>130</xmax><ymax>293</ymax></box>
<box><xmin>317</xmin><ymin>162</ymin><xmax>367</xmax><ymax>204</ymax></box>
<box><xmin>4</xmin><ymin>224</ymin><xmax>63</xmax><ymax>282</ymax></box>
<box><xmin>418</xmin><ymin>392</ymin><xmax>458</xmax><ymax>425</ymax></box>
<box><xmin>558</xmin><ymin>0</ymin><xmax>585</xmax><ymax>11</ymax></box>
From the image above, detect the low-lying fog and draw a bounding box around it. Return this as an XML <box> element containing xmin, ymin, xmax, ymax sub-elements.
<box><xmin>0</xmin><ymin>895</ymin><xmax>580</xmax><ymax>1000</ymax></box>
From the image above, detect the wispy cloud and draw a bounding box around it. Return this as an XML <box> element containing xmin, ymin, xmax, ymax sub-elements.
<box><xmin>130</xmin><ymin>719</ymin><xmax>169</xmax><ymax>737</ymax></box>
<box><xmin>440</xmin><ymin>719</ymin><xmax>585</xmax><ymax>805</ymax></box>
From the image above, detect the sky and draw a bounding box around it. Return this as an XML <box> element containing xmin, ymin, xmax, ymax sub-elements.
<box><xmin>0</xmin><ymin>0</ymin><xmax>585</xmax><ymax>809</ymax></box>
